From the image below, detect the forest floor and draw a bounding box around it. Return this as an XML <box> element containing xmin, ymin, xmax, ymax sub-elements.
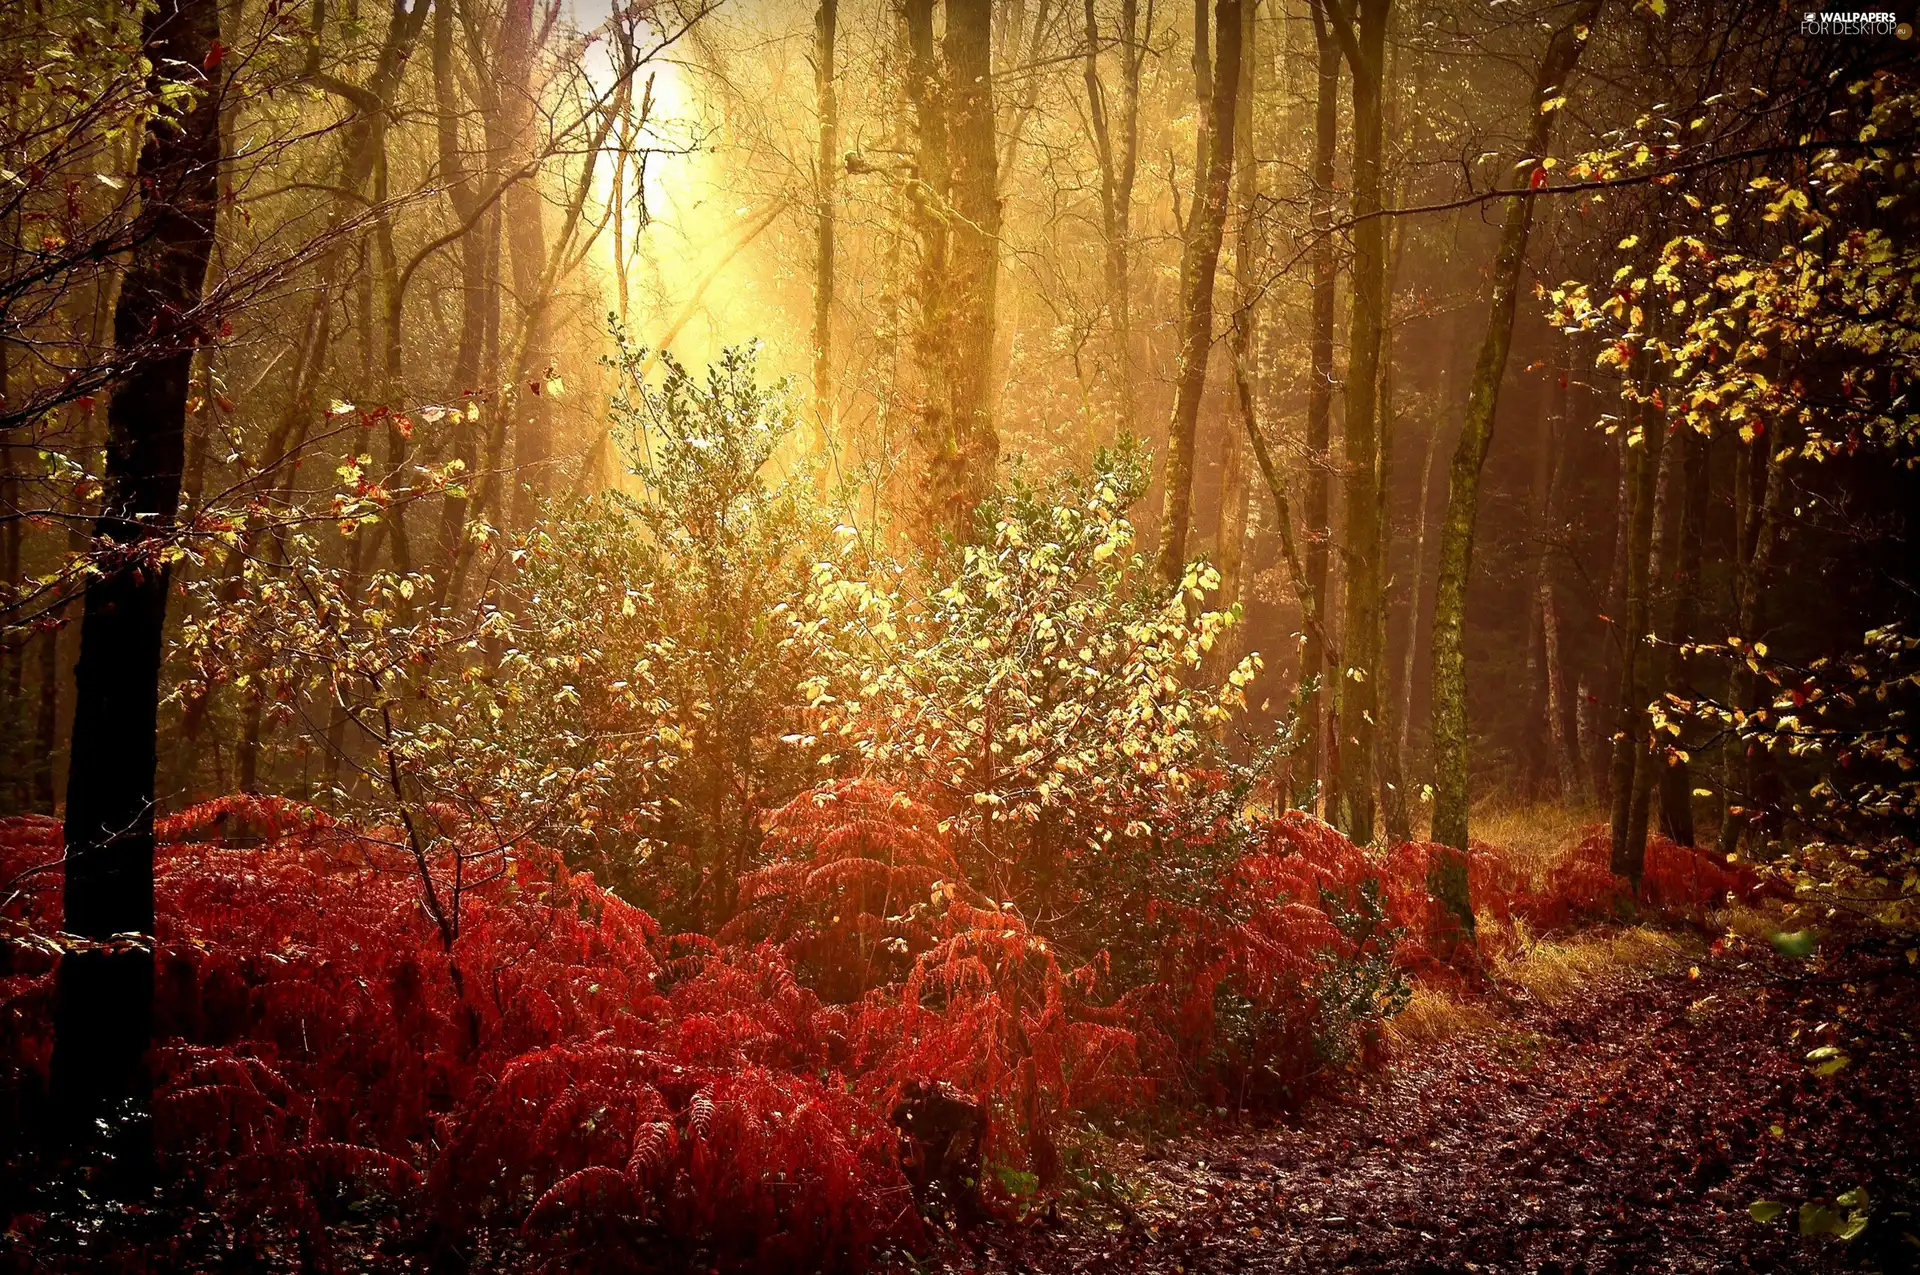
<box><xmin>932</xmin><ymin>921</ymin><xmax>1920</xmax><ymax>1275</ymax></box>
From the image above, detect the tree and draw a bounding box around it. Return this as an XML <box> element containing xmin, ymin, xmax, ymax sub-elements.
<box><xmin>1320</xmin><ymin>0</ymin><xmax>1389</xmax><ymax>843</ymax></box>
<box><xmin>1426</xmin><ymin>0</ymin><xmax>1598</xmax><ymax>878</ymax></box>
<box><xmin>1081</xmin><ymin>0</ymin><xmax>1150</xmax><ymax>436</ymax></box>
<box><xmin>51</xmin><ymin>0</ymin><xmax>222</xmax><ymax>1146</ymax></box>
<box><xmin>1214</xmin><ymin>0</ymin><xmax>1258</xmax><ymax>619</ymax></box>
<box><xmin>1154</xmin><ymin>0</ymin><xmax>1241</xmax><ymax>585</ymax></box>
<box><xmin>1298</xmin><ymin>0</ymin><xmax>1342</xmax><ymax>811</ymax></box>
<box><xmin>813</xmin><ymin>0</ymin><xmax>840</xmax><ymax>450</ymax></box>
<box><xmin>904</xmin><ymin>0</ymin><xmax>1002</xmax><ymax>547</ymax></box>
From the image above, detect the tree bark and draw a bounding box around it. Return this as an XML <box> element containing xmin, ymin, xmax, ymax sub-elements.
<box><xmin>813</xmin><ymin>0</ymin><xmax>839</xmax><ymax>455</ymax></box>
<box><xmin>1622</xmin><ymin>411</ymin><xmax>1683</xmax><ymax>867</ymax></box>
<box><xmin>0</xmin><ymin>266</ymin><xmax>18</xmax><ymax>815</ymax></box>
<box><xmin>497</xmin><ymin>0</ymin><xmax>551</xmax><ymax>528</ymax></box>
<box><xmin>1520</xmin><ymin>369</ymin><xmax>1563</xmax><ymax>799</ymax></box>
<box><xmin>1718</xmin><ymin>423</ymin><xmax>1791</xmax><ymax>854</ymax></box>
<box><xmin>1082</xmin><ymin>0</ymin><xmax>1146</xmax><ymax>437</ymax></box>
<box><xmin>905</xmin><ymin>0</ymin><xmax>1000</xmax><ymax>548</ymax></box>
<box><xmin>1656</xmin><ymin>423</ymin><xmax>1708</xmax><ymax>845</ymax></box>
<box><xmin>1595</xmin><ymin>430</ymin><xmax>1631</xmax><ymax>798</ymax></box>
<box><xmin>1215</xmin><ymin>0</ymin><xmax>1257</xmax><ymax>612</ymax></box>
<box><xmin>1538</xmin><ymin>367</ymin><xmax>1585</xmax><ymax>804</ymax></box>
<box><xmin>1427</xmin><ymin>0</ymin><xmax>1597</xmax><ymax>868</ymax></box>
<box><xmin>1154</xmin><ymin>0</ymin><xmax>1241</xmax><ymax>585</ymax></box>
<box><xmin>1607</xmin><ymin>385</ymin><xmax>1665</xmax><ymax>882</ymax></box>
<box><xmin>1321</xmin><ymin>0</ymin><xmax>1389</xmax><ymax>844</ymax></box>
<box><xmin>52</xmin><ymin>0</ymin><xmax>221</xmax><ymax>1148</ymax></box>
<box><xmin>1300</xmin><ymin>0</ymin><xmax>1340</xmax><ymax>813</ymax></box>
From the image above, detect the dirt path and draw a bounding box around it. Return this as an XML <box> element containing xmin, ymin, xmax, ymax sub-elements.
<box><xmin>947</xmin><ymin>932</ymin><xmax>1920</xmax><ymax>1274</ymax></box>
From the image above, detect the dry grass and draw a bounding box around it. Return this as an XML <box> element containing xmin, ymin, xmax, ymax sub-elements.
<box><xmin>1491</xmin><ymin>923</ymin><xmax>1700</xmax><ymax>1005</ymax></box>
<box><xmin>1385</xmin><ymin>924</ymin><xmax>1700</xmax><ymax>1056</ymax></box>
<box><xmin>1382</xmin><ymin>985</ymin><xmax>1499</xmax><ymax>1053</ymax></box>
<box><xmin>1469</xmin><ymin>799</ymin><xmax>1605</xmax><ymax>891</ymax></box>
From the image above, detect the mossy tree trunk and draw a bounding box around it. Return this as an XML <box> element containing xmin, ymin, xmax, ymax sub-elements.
<box><xmin>1427</xmin><ymin>0</ymin><xmax>1599</xmax><ymax>928</ymax></box>
<box><xmin>1320</xmin><ymin>0</ymin><xmax>1391</xmax><ymax>843</ymax></box>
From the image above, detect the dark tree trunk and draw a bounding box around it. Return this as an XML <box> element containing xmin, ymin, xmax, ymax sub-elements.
<box><xmin>1657</xmin><ymin>424</ymin><xmax>1708</xmax><ymax>845</ymax></box>
<box><xmin>430</xmin><ymin>0</ymin><xmax>487</xmax><ymax>578</ymax></box>
<box><xmin>1300</xmin><ymin>0</ymin><xmax>1341</xmax><ymax>813</ymax></box>
<box><xmin>1607</xmin><ymin>385</ymin><xmax>1665</xmax><ymax>882</ymax></box>
<box><xmin>1624</xmin><ymin>414</ymin><xmax>1683</xmax><ymax>867</ymax></box>
<box><xmin>1718</xmin><ymin>424</ymin><xmax>1790</xmax><ymax>854</ymax></box>
<box><xmin>53</xmin><ymin>0</ymin><xmax>221</xmax><ymax>1149</ymax></box>
<box><xmin>1</xmin><ymin>307</ymin><xmax>18</xmax><ymax>815</ymax></box>
<box><xmin>1596</xmin><ymin>430</ymin><xmax>1632</xmax><ymax>799</ymax></box>
<box><xmin>1155</xmin><ymin>0</ymin><xmax>1241</xmax><ymax>584</ymax></box>
<box><xmin>1520</xmin><ymin>371</ymin><xmax>1563</xmax><ymax>799</ymax></box>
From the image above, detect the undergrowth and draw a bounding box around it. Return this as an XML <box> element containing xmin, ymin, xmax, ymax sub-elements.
<box><xmin>0</xmin><ymin>789</ymin><xmax>1760</xmax><ymax>1272</ymax></box>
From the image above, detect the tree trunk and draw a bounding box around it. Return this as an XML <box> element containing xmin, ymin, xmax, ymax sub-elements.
<box><xmin>1215</xmin><ymin>0</ymin><xmax>1257</xmax><ymax>612</ymax></box>
<box><xmin>1376</xmin><ymin>334</ymin><xmax>1411</xmax><ymax>842</ymax></box>
<box><xmin>1607</xmin><ymin>386</ymin><xmax>1665</xmax><ymax>882</ymax></box>
<box><xmin>1541</xmin><ymin>586</ymin><xmax>1581</xmax><ymax>805</ymax></box>
<box><xmin>1082</xmin><ymin>0</ymin><xmax>1145</xmax><ymax>437</ymax></box>
<box><xmin>1520</xmin><ymin>370</ymin><xmax>1563</xmax><ymax>799</ymax></box>
<box><xmin>1538</xmin><ymin>367</ymin><xmax>1585</xmax><ymax>804</ymax></box>
<box><xmin>1656</xmin><ymin>423</ymin><xmax>1708</xmax><ymax>845</ymax></box>
<box><xmin>53</xmin><ymin>0</ymin><xmax>220</xmax><ymax>1149</ymax></box>
<box><xmin>1394</xmin><ymin>413</ymin><xmax>1439</xmax><ymax>779</ymax></box>
<box><xmin>179</xmin><ymin>0</ymin><xmax>428</xmax><ymax>742</ymax></box>
<box><xmin>1154</xmin><ymin>0</ymin><xmax>1241</xmax><ymax>585</ymax></box>
<box><xmin>813</xmin><ymin>0</ymin><xmax>839</xmax><ymax>455</ymax></box>
<box><xmin>902</xmin><ymin>0</ymin><xmax>950</xmax><ymax>544</ymax></box>
<box><xmin>907</xmin><ymin>0</ymin><xmax>1000</xmax><ymax>548</ymax></box>
<box><xmin>1322</xmin><ymin>0</ymin><xmax>1389</xmax><ymax>844</ymax></box>
<box><xmin>1427</xmin><ymin>0</ymin><xmax>1597</xmax><ymax>869</ymax></box>
<box><xmin>1301</xmin><ymin>0</ymin><xmax>1340</xmax><ymax>814</ymax></box>
<box><xmin>0</xmin><ymin>292</ymin><xmax>18</xmax><ymax>815</ymax></box>
<box><xmin>497</xmin><ymin>0</ymin><xmax>551</xmax><ymax>528</ymax></box>
<box><xmin>430</xmin><ymin>0</ymin><xmax>487</xmax><ymax>572</ymax></box>
<box><xmin>1718</xmin><ymin>424</ymin><xmax>1791</xmax><ymax>854</ymax></box>
<box><xmin>1622</xmin><ymin>410</ymin><xmax>1683</xmax><ymax>868</ymax></box>
<box><xmin>1596</xmin><ymin>430</ymin><xmax>1631</xmax><ymax>798</ymax></box>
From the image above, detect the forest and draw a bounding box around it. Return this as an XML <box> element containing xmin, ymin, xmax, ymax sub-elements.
<box><xmin>0</xmin><ymin>0</ymin><xmax>1915</xmax><ymax>1269</ymax></box>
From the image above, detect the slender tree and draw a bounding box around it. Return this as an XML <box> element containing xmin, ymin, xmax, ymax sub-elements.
<box><xmin>1299</xmin><ymin>0</ymin><xmax>1341</xmax><ymax>811</ymax></box>
<box><xmin>813</xmin><ymin>0</ymin><xmax>840</xmax><ymax>452</ymax></box>
<box><xmin>1426</xmin><ymin>0</ymin><xmax>1599</xmax><ymax>878</ymax></box>
<box><xmin>1215</xmin><ymin>0</ymin><xmax>1257</xmax><ymax>612</ymax></box>
<box><xmin>1320</xmin><ymin>0</ymin><xmax>1389</xmax><ymax>842</ymax></box>
<box><xmin>1154</xmin><ymin>0</ymin><xmax>1241</xmax><ymax>585</ymax></box>
<box><xmin>1656</xmin><ymin>424</ymin><xmax>1708</xmax><ymax>844</ymax></box>
<box><xmin>1607</xmin><ymin>372</ymin><xmax>1666</xmax><ymax>881</ymax></box>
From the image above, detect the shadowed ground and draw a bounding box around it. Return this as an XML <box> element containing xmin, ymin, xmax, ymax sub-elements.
<box><xmin>938</xmin><ymin>931</ymin><xmax>1920</xmax><ymax>1274</ymax></box>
